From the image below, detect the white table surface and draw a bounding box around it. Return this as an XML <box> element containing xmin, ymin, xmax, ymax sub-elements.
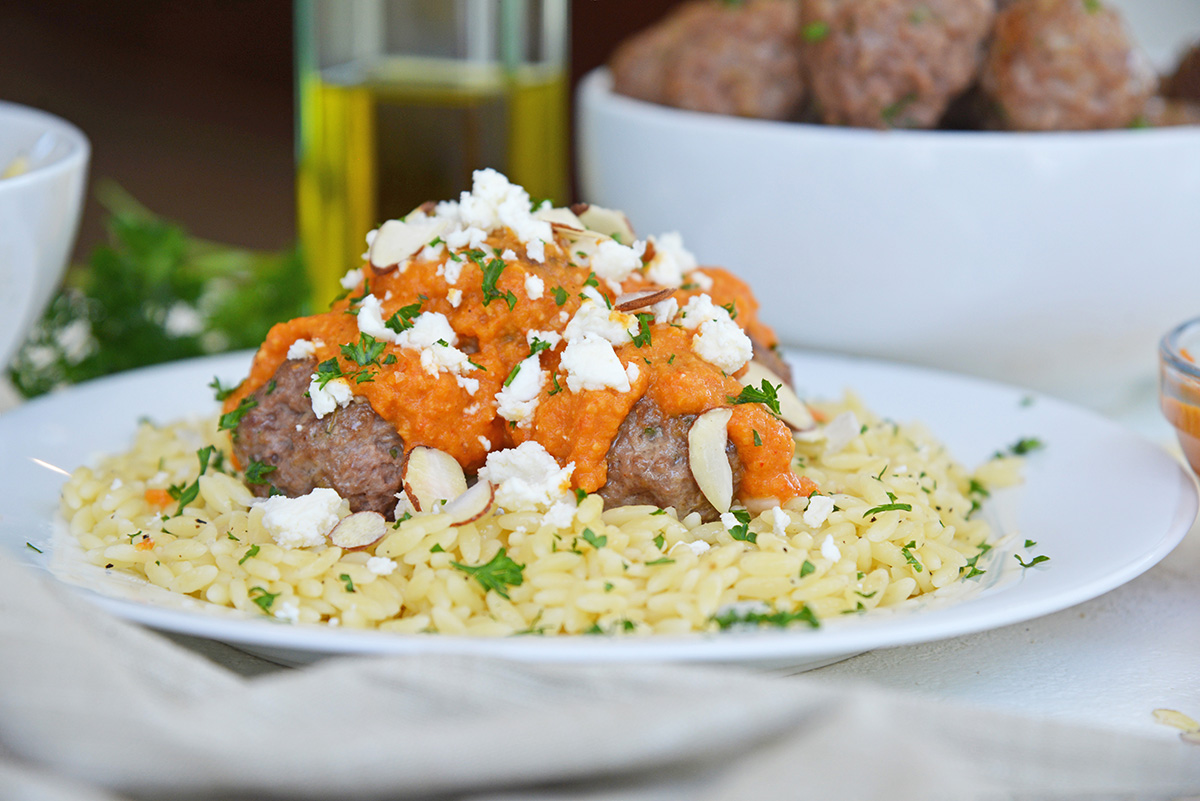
<box><xmin>4</xmin><ymin>374</ymin><xmax>1197</xmax><ymax>743</ymax></box>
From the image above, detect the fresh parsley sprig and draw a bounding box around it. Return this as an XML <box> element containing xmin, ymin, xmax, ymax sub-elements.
<box><xmin>728</xmin><ymin>380</ymin><xmax>782</xmax><ymax>416</ymax></box>
<box><xmin>452</xmin><ymin>548</ymin><xmax>526</xmax><ymax>599</ymax></box>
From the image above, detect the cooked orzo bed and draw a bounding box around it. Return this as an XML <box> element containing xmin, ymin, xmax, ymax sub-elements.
<box><xmin>60</xmin><ymin>392</ymin><xmax>1021</xmax><ymax>635</ymax></box>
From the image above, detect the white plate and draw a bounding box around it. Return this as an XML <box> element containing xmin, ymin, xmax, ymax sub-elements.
<box><xmin>3</xmin><ymin>351</ymin><xmax>1195</xmax><ymax>669</ymax></box>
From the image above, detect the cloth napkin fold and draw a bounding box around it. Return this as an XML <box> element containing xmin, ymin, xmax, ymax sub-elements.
<box><xmin>2</xmin><ymin>552</ymin><xmax>1198</xmax><ymax>801</ymax></box>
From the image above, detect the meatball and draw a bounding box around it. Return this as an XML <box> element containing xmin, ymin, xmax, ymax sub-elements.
<box><xmin>801</xmin><ymin>0</ymin><xmax>994</xmax><ymax>129</ymax></box>
<box><xmin>1164</xmin><ymin>43</ymin><xmax>1200</xmax><ymax>105</ymax></box>
<box><xmin>979</xmin><ymin>0</ymin><xmax>1156</xmax><ymax>131</ymax></box>
<box><xmin>598</xmin><ymin>395</ymin><xmax>743</xmax><ymax>522</ymax></box>
<box><xmin>610</xmin><ymin>0</ymin><xmax>805</xmax><ymax>120</ymax></box>
<box><xmin>232</xmin><ymin>358</ymin><xmax>406</xmax><ymax>516</ymax></box>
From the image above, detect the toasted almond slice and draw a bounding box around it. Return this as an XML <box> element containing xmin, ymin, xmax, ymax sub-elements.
<box><xmin>578</xmin><ymin>205</ymin><xmax>636</xmax><ymax>243</ymax></box>
<box><xmin>369</xmin><ymin>218</ymin><xmax>447</xmax><ymax>271</ymax></box>
<box><xmin>569</xmin><ymin>202</ymin><xmax>590</xmax><ymax>216</ymax></box>
<box><xmin>442</xmin><ymin>480</ymin><xmax>495</xmax><ymax>526</ymax></box>
<box><xmin>689</xmin><ymin>408</ymin><xmax>734</xmax><ymax>514</ymax></box>
<box><xmin>329</xmin><ymin>511</ymin><xmax>388</xmax><ymax>550</ymax></box>
<box><xmin>739</xmin><ymin>361</ymin><xmax>815</xmax><ymax>431</ymax></box>
<box><xmin>403</xmin><ymin>446</ymin><xmax>468</xmax><ymax>513</ymax></box>
<box><xmin>536</xmin><ymin>206</ymin><xmax>585</xmax><ymax>230</ymax></box>
<box><xmin>615</xmin><ymin>287</ymin><xmax>675</xmax><ymax>312</ymax></box>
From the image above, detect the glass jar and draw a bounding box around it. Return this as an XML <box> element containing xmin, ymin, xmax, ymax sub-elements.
<box><xmin>295</xmin><ymin>0</ymin><xmax>569</xmax><ymax>304</ymax></box>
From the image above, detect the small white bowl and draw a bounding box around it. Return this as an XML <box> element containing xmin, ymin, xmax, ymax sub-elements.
<box><xmin>0</xmin><ymin>101</ymin><xmax>89</xmax><ymax>371</ymax></box>
<box><xmin>577</xmin><ymin>68</ymin><xmax>1200</xmax><ymax>413</ymax></box>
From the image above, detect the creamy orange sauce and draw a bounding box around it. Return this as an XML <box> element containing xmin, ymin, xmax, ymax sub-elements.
<box><xmin>226</xmin><ymin>226</ymin><xmax>810</xmax><ymax>505</ymax></box>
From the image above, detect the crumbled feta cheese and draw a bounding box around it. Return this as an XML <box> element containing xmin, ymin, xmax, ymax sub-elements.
<box><xmin>687</xmin><ymin>270</ymin><xmax>714</xmax><ymax>291</ymax></box>
<box><xmin>820</xmin><ymin>534</ymin><xmax>841</xmax><ymax>562</ymax></box>
<box><xmin>456</xmin><ymin>375</ymin><xmax>480</xmax><ymax>395</ymax></box>
<box><xmin>542</xmin><ymin>500</ymin><xmax>576</xmax><ymax>529</ymax></box>
<box><xmin>502</xmin><ymin>248</ymin><xmax>518</xmax><ymax>261</ymax></box>
<box><xmin>446</xmin><ymin>169</ymin><xmax>554</xmax><ymax>262</ymax></box>
<box><xmin>355</xmin><ymin>294</ymin><xmax>394</xmax><ymax>342</ymax></box>
<box><xmin>443</xmin><ymin>258</ymin><xmax>464</xmax><ymax>285</ymax></box>
<box><xmin>478</xmin><ymin>441</ymin><xmax>574</xmax><ymax>511</ymax></box>
<box><xmin>563</xmin><ymin>300</ymin><xmax>639</xmax><ymax>346</ymax></box>
<box><xmin>770</xmin><ymin>506</ymin><xmax>790</xmax><ymax>537</ymax></box>
<box><xmin>625</xmin><ymin>361</ymin><xmax>640</xmax><ymax>385</ymax></box>
<box><xmin>273</xmin><ymin>598</ymin><xmax>300</xmax><ymax>623</ymax></box>
<box><xmin>720</xmin><ymin>512</ymin><xmax>739</xmax><ymax>531</ymax></box>
<box><xmin>478</xmin><ymin>435</ymin><xmax>492</xmax><ymax>450</ymax></box>
<box><xmin>367</xmin><ymin>556</ymin><xmax>397</xmax><ymax>576</ymax></box>
<box><xmin>590</xmin><ymin>238</ymin><xmax>645</xmax><ymax>292</ymax></box>
<box><xmin>308</xmin><ymin>376</ymin><xmax>353</xmax><ymax>419</ymax></box>
<box><xmin>445</xmin><ymin>225</ymin><xmax>489</xmax><ymax>252</ymax></box>
<box><xmin>670</xmin><ymin>539</ymin><xmax>712</xmax><ymax>557</ymax></box>
<box><xmin>823</xmin><ymin>411</ymin><xmax>861</xmax><ymax>455</ymax></box>
<box><xmin>525</xmin><ymin>273</ymin><xmax>545</xmax><ymax>300</ymax></box>
<box><xmin>804</xmin><ymin>494</ymin><xmax>835</xmax><ymax>528</ymax></box>
<box><xmin>339</xmin><ymin>268</ymin><xmax>364</xmax><ymax>291</ymax></box>
<box><xmin>678</xmin><ymin>294</ymin><xmax>753</xmax><ymax>374</ymax></box>
<box><xmin>446</xmin><ymin>288</ymin><xmax>463</xmax><ymax>307</ymax></box>
<box><xmin>391</xmin><ymin>311</ymin><xmax>475</xmax><ymax>379</ymax></box>
<box><xmin>109</xmin><ymin>478</ymin><xmax>123</xmax><ymax>491</ymax></box>
<box><xmin>527</xmin><ymin>329</ymin><xmax>562</xmax><ymax>350</ymax></box>
<box><xmin>287</xmin><ymin>339</ymin><xmax>317</xmax><ymax>360</ymax></box>
<box><xmin>650</xmin><ymin>297</ymin><xmax>678</xmax><ymax>325</ymax></box>
<box><xmin>644</xmin><ymin>231</ymin><xmax>696</xmax><ymax>287</ymax></box>
<box><xmin>560</xmin><ymin>333</ymin><xmax>631</xmax><ymax>393</ymax></box>
<box><xmin>257</xmin><ymin>487</ymin><xmax>344</xmax><ymax>549</ymax></box>
<box><xmin>495</xmin><ymin>354</ymin><xmax>545</xmax><ymax>427</ymax></box>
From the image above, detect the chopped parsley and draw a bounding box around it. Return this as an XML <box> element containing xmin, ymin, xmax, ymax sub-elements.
<box><xmin>645</xmin><ymin>557</ymin><xmax>675</xmax><ymax>566</ymax></box>
<box><xmin>900</xmin><ymin>541</ymin><xmax>924</xmax><ymax>572</ymax></box>
<box><xmin>243</xmin><ymin>460</ymin><xmax>277</xmax><ymax>485</ymax></box>
<box><xmin>339</xmin><ymin>573</ymin><xmax>356</xmax><ymax>592</ymax></box>
<box><xmin>631</xmin><ymin>313</ymin><xmax>654</xmax><ymax>348</ymax></box>
<box><xmin>727</xmin><ymin>509</ymin><xmax>756</xmax><ymax>543</ymax></box>
<box><xmin>340</xmin><ymin>333</ymin><xmax>387</xmax><ymax>383</ymax></box>
<box><xmin>25</xmin><ymin>542</ymin><xmax>43</xmax><ymax>554</ymax></box>
<box><xmin>547</xmin><ymin>372</ymin><xmax>563</xmax><ymax>396</ymax></box>
<box><xmin>248</xmin><ymin>586</ymin><xmax>278</xmax><ymax>613</ymax></box>
<box><xmin>712</xmin><ymin>604</ymin><xmax>819</xmax><ymax>630</ymax></box>
<box><xmin>801</xmin><ymin>20</ymin><xmax>830</xmax><ymax>42</ymax></box>
<box><xmin>653</xmin><ymin>533</ymin><xmax>666</xmax><ymax>550</ymax></box>
<box><xmin>753</xmin><ymin>429</ymin><xmax>762</xmax><ymax>447</ymax></box>
<box><xmin>1014</xmin><ymin>553</ymin><xmax>1051</xmax><ymax>568</ymax></box>
<box><xmin>580</xmin><ymin>528</ymin><xmax>607</xmax><ymax>549</ymax></box>
<box><xmin>800</xmin><ymin>559</ymin><xmax>816</xmax><ymax>578</ymax></box>
<box><xmin>167</xmin><ymin>446</ymin><xmax>216</xmax><ymax>516</ymax></box>
<box><xmin>208</xmin><ymin>376</ymin><xmax>237</xmax><ymax>401</ymax></box>
<box><xmin>995</xmin><ymin>437</ymin><xmax>1045</xmax><ymax>458</ymax></box>
<box><xmin>238</xmin><ymin>544</ymin><xmax>260</xmax><ymax>565</ymax></box>
<box><xmin>551</xmin><ymin>285</ymin><xmax>569</xmax><ymax>306</ymax></box>
<box><xmin>727</xmin><ymin>379</ymin><xmax>781</xmax><ymax>415</ymax></box>
<box><xmin>385</xmin><ymin>296</ymin><xmax>425</xmax><ymax>333</ymax></box>
<box><xmin>473</xmin><ymin>250</ymin><xmax>517</xmax><ymax>309</ymax></box>
<box><xmin>218</xmin><ymin>397</ymin><xmax>257</xmax><ymax>432</ymax></box>
<box><xmin>451</xmin><ymin>548</ymin><xmax>525</xmax><ymax>599</ymax></box>
<box><xmin>862</xmin><ymin>493</ymin><xmax>913</xmax><ymax>517</ymax></box>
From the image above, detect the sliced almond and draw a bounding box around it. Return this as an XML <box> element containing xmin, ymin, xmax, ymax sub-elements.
<box><xmin>739</xmin><ymin>361</ymin><xmax>815</xmax><ymax>431</ymax></box>
<box><xmin>441</xmin><ymin>480</ymin><xmax>495</xmax><ymax>527</ymax></box>
<box><xmin>614</xmin><ymin>287</ymin><xmax>675</xmax><ymax>312</ymax></box>
<box><xmin>535</xmin><ymin>206</ymin><xmax>585</xmax><ymax>230</ymax></box>
<box><xmin>689</xmin><ymin>408</ymin><xmax>735</xmax><ymax>514</ymax></box>
<box><xmin>402</xmin><ymin>446</ymin><xmax>468</xmax><ymax>512</ymax></box>
<box><xmin>329</xmin><ymin>511</ymin><xmax>388</xmax><ymax>550</ymax></box>
<box><xmin>369</xmin><ymin>218</ymin><xmax>447</xmax><ymax>271</ymax></box>
<box><xmin>569</xmin><ymin>202</ymin><xmax>590</xmax><ymax>216</ymax></box>
<box><xmin>578</xmin><ymin>205</ymin><xmax>636</xmax><ymax>243</ymax></box>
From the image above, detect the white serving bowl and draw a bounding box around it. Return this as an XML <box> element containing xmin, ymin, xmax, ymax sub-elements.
<box><xmin>0</xmin><ymin>101</ymin><xmax>89</xmax><ymax>371</ymax></box>
<box><xmin>577</xmin><ymin>67</ymin><xmax>1200</xmax><ymax>414</ymax></box>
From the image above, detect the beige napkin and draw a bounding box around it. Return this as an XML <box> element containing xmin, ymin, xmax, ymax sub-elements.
<box><xmin>2</xmin><ymin>552</ymin><xmax>1198</xmax><ymax>801</ymax></box>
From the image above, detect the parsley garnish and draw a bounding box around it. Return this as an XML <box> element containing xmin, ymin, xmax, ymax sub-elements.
<box><xmin>801</xmin><ymin>21</ymin><xmax>830</xmax><ymax>42</ymax></box>
<box><xmin>1014</xmin><ymin>554</ymin><xmax>1051</xmax><ymax>568</ymax></box>
<box><xmin>313</xmin><ymin>357</ymin><xmax>343</xmax><ymax>389</ymax></box>
<box><xmin>728</xmin><ymin>380</ymin><xmax>781</xmax><ymax>415</ymax></box>
<box><xmin>248</xmin><ymin>586</ymin><xmax>278</xmax><ymax>612</ymax></box>
<box><xmin>631</xmin><ymin>313</ymin><xmax>654</xmax><ymax>348</ymax></box>
<box><xmin>753</xmin><ymin>429</ymin><xmax>762</xmax><ymax>447</ymax></box>
<box><xmin>720</xmin><ymin>301</ymin><xmax>738</xmax><ymax>320</ymax></box>
<box><xmin>547</xmin><ymin>372</ymin><xmax>563</xmax><ymax>396</ymax></box>
<box><xmin>503</xmin><ymin>363</ymin><xmax>522</xmax><ymax>387</ymax></box>
<box><xmin>218</xmin><ymin>397</ymin><xmax>257</xmax><ymax>432</ymax></box>
<box><xmin>209</xmin><ymin>376</ymin><xmax>237</xmax><ymax>401</ymax></box>
<box><xmin>473</xmin><ymin>251</ymin><xmax>517</xmax><ymax>309</ymax></box>
<box><xmin>653</xmin><ymin>533</ymin><xmax>666</xmax><ymax>549</ymax></box>
<box><xmin>385</xmin><ymin>296</ymin><xmax>425</xmax><ymax>333</ymax></box>
<box><xmin>995</xmin><ymin>437</ymin><xmax>1045</xmax><ymax>459</ymax></box>
<box><xmin>168</xmin><ymin>446</ymin><xmax>216</xmax><ymax>516</ymax></box>
<box><xmin>239</xmin><ymin>544</ymin><xmax>260</xmax><ymax>565</ymax></box>
<box><xmin>900</xmin><ymin>541</ymin><xmax>924</xmax><ymax>572</ymax></box>
<box><xmin>645</xmin><ymin>557</ymin><xmax>675</xmax><ymax>566</ymax></box>
<box><xmin>863</xmin><ymin>492</ymin><xmax>912</xmax><ymax>518</ymax></box>
<box><xmin>451</xmin><ymin>548</ymin><xmax>525</xmax><ymax>599</ymax></box>
<box><xmin>339</xmin><ymin>573</ymin><xmax>356</xmax><ymax>592</ymax></box>
<box><xmin>340</xmin><ymin>333</ymin><xmax>387</xmax><ymax>382</ymax></box>
<box><xmin>529</xmin><ymin>338</ymin><xmax>553</xmax><ymax>357</ymax></box>
<box><xmin>713</xmin><ymin>604</ymin><xmax>820</xmax><ymax>630</ymax></box>
<box><xmin>800</xmin><ymin>560</ymin><xmax>816</xmax><ymax>577</ymax></box>
<box><xmin>25</xmin><ymin>542</ymin><xmax>43</xmax><ymax>554</ymax></box>
<box><xmin>551</xmin><ymin>285</ymin><xmax>568</xmax><ymax>306</ymax></box>
<box><xmin>727</xmin><ymin>509</ymin><xmax>756</xmax><ymax>543</ymax></box>
<box><xmin>580</xmin><ymin>528</ymin><xmax>607</xmax><ymax>549</ymax></box>
<box><xmin>244</xmin><ymin>460</ymin><xmax>276</xmax><ymax>485</ymax></box>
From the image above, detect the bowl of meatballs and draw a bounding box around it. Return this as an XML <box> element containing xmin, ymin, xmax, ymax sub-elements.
<box><xmin>577</xmin><ymin>0</ymin><xmax>1200</xmax><ymax>414</ymax></box>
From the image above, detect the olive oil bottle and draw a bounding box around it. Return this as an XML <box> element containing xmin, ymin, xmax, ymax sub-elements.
<box><xmin>295</xmin><ymin>1</ymin><xmax>569</xmax><ymax>305</ymax></box>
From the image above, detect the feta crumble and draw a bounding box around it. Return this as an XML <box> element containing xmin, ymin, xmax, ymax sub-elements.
<box><xmin>367</xmin><ymin>556</ymin><xmax>397</xmax><ymax>576</ymax></box>
<box><xmin>478</xmin><ymin>441</ymin><xmax>574</xmax><ymax>511</ymax></box>
<box><xmin>308</xmin><ymin>376</ymin><xmax>353</xmax><ymax>419</ymax></box>
<box><xmin>560</xmin><ymin>333</ymin><xmax>631</xmax><ymax>393</ymax></box>
<box><xmin>820</xmin><ymin>534</ymin><xmax>841</xmax><ymax>562</ymax></box>
<box><xmin>678</xmin><ymin>294</ymin><xmax>753</xmax><ymax>374</ymax></box>
<box><xmin>644</xmin><ymin>231</ymin><xmax>697</xmax><ymax>287</ymax></box>
<box><xmin>804</xmin><ymin>494</ymin><xmax>835</xmax><ymax>528</ymax></box>
<box><xmin>770</xmin><ymin>506</ymin><xmax>791</xmax><ymax>537</ymax></box>
<box><xmin>287</xmin><ymin>339</ymin><xmax>317</xmax><ymax>360</ymax></box>
<box><xmin>257</xmin><ymin>488</ymin><xmax>344</xmax><ymax>549</ymax></box>
<box><xmin>823</xmin><ymin>411</ymin><xmax>861</xmax><ymax>455</ymax></box>
<box><xmin>525</xmin><ymin>273</ymin><xmax>545</xmax><ymax>300</ymax></box>
<box><xmin>495</xmin><ymin>353</ymin><xmax>545</xmax><ymax>427</ymax></box>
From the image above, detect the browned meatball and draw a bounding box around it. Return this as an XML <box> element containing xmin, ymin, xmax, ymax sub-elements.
<box><xmin>598</xmin><ymin>395</ymin><xmax>743</xmax><ymax>522</ymax></box>
<box><xmin>610</xmin><ymin>0</ymin><xmax>805</xmax><ymax>120</ymax></box>
<box><xmin>801</xmin><ymin>0</ymin><xmax>994</xmax><ymax>129</ymax></box>
<box><xmin>1164</xmin><ymin>43</ymin><xmax>1200</xmax><ymax>104</ymax></box>
<box><xmin>233</xmin><ymin>358</ymin><xmax>406</xmax><ymax>516</ymax></box>
<box><xmin>980</xmin><ymin>0</ymin><xmax>1156</xmax><ymax>131</ymax></box>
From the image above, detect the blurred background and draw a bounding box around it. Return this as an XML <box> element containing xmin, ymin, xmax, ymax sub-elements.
<box><xmin>0</xmin><ymin>0</ymin><xmax>675</xmax><ymax>262</ymax></box>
